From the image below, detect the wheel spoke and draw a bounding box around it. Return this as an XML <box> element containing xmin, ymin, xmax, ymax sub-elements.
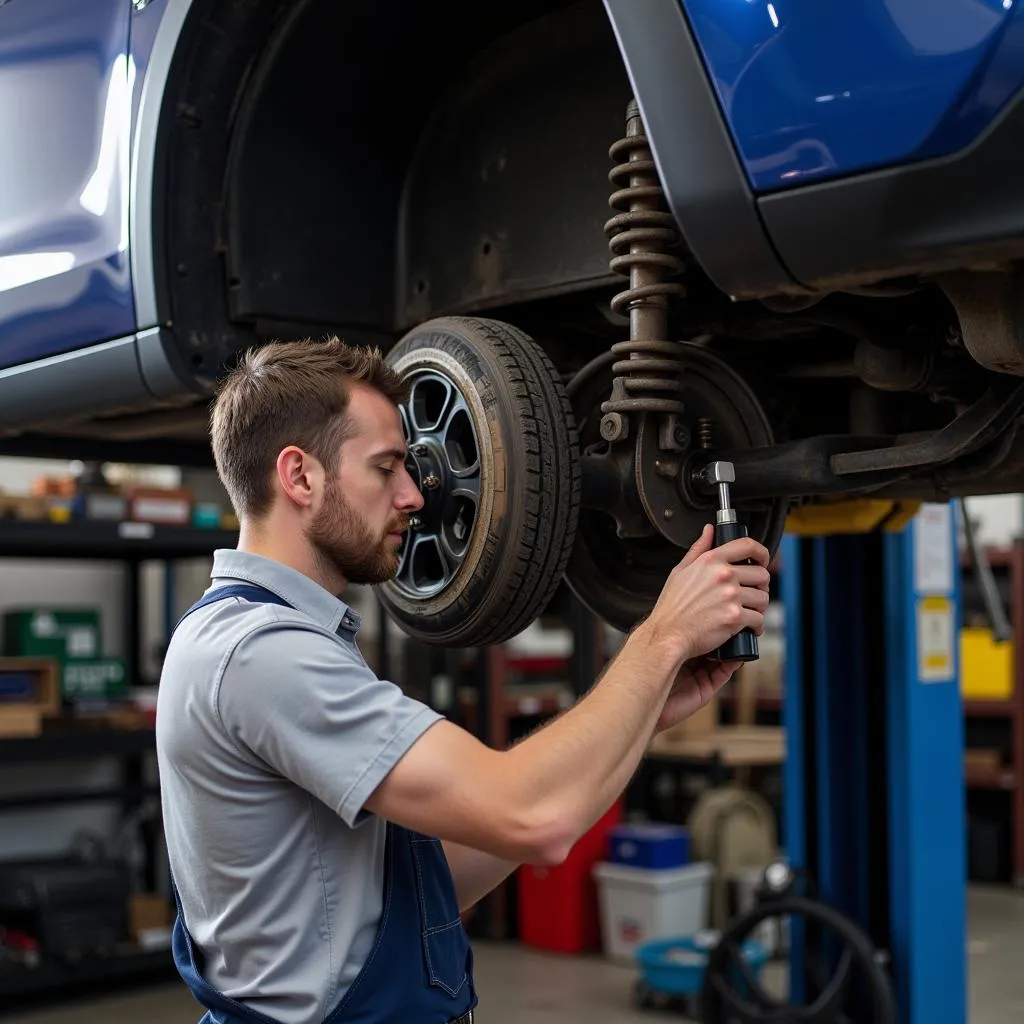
<box><xmin>429</xmin><ymin>533</ymin><xmax>458</xmax><ymax>582</ymax></box>
<box><xmin>438</xmin><ymin>531</ymin><xmax>464</xmax><ymax>569</ymax></box>
<box><xmin>394</xmin><ymin>536</ymin><xmax>417</xmax><ymax>593</ymax></box>
<box><xmin>450</xmin><ymin>479</ymin><xmax>481</xmax><ymax>505</ymax></box>
<box><xmin>393</xmin><ymin>534</ymin><xmax>456</xmax><ymax>596</ymax></box>
<box><xmin>395</xmin><ymin>532</ymin><xmax>411</xmax><ymax>580</ymax></box>
<box><xmin>441</xmin><ymin>399</ymin><xmax>479</xmax><ymax>478</ymax></box>
<box><xmin>408</xmin><ymin>374</ymin><xmax>457</xmax><ymax>434</ymax></box>
<box><xmin>442</xmin><ymin>487</ymin><xmax>479</xmax><ymax>560</ymax></box>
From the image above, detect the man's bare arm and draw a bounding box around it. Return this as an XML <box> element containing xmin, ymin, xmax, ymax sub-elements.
<box><xmin>362</xmin><ymin>532</ymin><xmax>770</xmax><ymax>865</ymax></box>
<box><xmin>363</xmin><ymin>616</ymin><xmax>680</xmax><ymax>864</ymax></box>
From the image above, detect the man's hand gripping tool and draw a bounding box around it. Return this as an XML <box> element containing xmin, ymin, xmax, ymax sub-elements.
<box><xmin>703</xmin><ymin>460</ymin><xmax>760</xmax><ymax>663</ymax></box>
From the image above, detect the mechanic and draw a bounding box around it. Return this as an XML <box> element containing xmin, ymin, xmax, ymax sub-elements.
<box><xmin>155</xmin><ymin>337</ymin><xmax>771</xmax><ymax>1024</ymax></box>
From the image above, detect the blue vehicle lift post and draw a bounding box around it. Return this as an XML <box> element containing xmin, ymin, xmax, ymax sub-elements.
<box><xmin>780</xmin><ymin>501</ymin><xmax>967</xmax><ymax>1024</ymax></box>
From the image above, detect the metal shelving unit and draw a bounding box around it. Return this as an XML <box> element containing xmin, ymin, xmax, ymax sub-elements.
<box><xmin>0</xmin><ymin>518</ymin><xmax>238</xmax><ymax>561</ymax></box>
<box><xmin>0</xmin><ymin>728</ymin><xmax>174</xmax><ymax>1008</ymax></box>
<box><xmin>0</xmin><ymin>517</ymin><xmax>235</xmax><ymax>1009</ymax></box>
<box><xmin>0</xmin><ymin>517</ymin><xmax>237</xmax><ymax>690</ymax></box>
<box><xmin>0</xmin><ymin>728</ymin><xmax>157</xmax><ymax>764</ymax></box>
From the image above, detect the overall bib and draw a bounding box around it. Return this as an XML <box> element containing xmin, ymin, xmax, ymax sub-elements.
<box><xmin>167</xmin><ymin>583</ymin><xmax>478</xmax><ymax>1024</ymax></box>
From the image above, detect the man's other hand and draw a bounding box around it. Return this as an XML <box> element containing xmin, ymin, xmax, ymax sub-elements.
<box><xmin>654</xmin><ymin>656</ymin><xmax>742</xmax><ymax>733</ymax></box>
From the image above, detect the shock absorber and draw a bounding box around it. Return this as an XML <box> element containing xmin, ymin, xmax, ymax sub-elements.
<box><xmin>600</xmin><ymin>99</ymin><xmax>687</xmax><ymax>443</ymax></box>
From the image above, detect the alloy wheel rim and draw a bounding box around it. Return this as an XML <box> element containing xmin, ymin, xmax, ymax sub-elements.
<box><xmin>393</xmin><ymin>369</ymin><xmax>482</xmax><ymax>598</ymax></box>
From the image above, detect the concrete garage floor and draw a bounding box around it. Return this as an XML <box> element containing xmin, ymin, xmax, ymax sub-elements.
<box><xmin>4</xmin><ymin>886</ymin><xmax>1023</xmax><ymax>1024</ymax></box>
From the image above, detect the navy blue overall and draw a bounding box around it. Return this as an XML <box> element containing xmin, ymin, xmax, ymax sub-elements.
<box><xmin>166</xmin><ymin>583</ymin><xmax>478</xmax><ymax>1024</ymax></box>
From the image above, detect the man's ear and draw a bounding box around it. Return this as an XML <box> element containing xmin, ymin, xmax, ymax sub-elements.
<box><xmin>276</xmin><ymin>446</ymin><xmax>322</xmax><ymax>510</ymax></box>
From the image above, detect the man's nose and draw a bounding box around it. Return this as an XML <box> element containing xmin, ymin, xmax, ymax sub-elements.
<box><xmin>400</xmin><ymin>470</ymin><xmax>426</xmax><ymax>511</ymax></box>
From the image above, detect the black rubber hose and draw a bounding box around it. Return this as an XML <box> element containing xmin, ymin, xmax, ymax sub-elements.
<box><xmin>700</xmin><ymin>895</ymin><xmax>899</xmax><ymax>1024</ymax></box>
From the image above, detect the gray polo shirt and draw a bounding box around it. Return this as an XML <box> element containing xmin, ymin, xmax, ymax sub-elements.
<box><xmin>155</xmin><ymin>549</ymin><xmax>443</xmax><ymax>1024</ymax></box>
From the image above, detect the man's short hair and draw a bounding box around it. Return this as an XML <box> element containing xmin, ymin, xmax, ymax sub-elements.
<box><xmin>210</xmin><ymin>337</ymin><xmax>409</xmax><ymax>519</ymax></box>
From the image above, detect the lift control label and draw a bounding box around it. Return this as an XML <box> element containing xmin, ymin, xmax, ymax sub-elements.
<box><xmin>916</xmin><ymin>595</ymin><xmax>955</xmax><ymax>683</ymax></box>
<box><xmin>912</xmin><ymin>503</ymin><xmax>955</xmax><ymax>595</ymax></box>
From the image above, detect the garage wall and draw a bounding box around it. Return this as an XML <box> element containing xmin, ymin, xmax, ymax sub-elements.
<box><xmin>961</xmin><ymin>494</ymin><xmax>1024</xmax><ymax>548</ymax></box>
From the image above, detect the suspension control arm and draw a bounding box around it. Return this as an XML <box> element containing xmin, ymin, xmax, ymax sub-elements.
<box><xmin>695</xmin><ymin>437</ymin><xmax>898</xmax><ymax>502</ymax></box>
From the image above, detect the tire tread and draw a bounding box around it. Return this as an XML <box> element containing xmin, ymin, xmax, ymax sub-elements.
<box><xmin>445</xmin><ymin>316</ymin><xmax>581</xmax><ymax>643</ymax></box>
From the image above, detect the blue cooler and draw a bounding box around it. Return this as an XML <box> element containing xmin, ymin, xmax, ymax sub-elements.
<box><xmin>608</xmin><ymin>823</ymin><xmax>690</xmax><ymax>869</ymax></box>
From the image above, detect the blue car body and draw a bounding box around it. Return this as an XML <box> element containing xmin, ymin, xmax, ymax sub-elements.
<box><xmin>0</xmin><ymin>0</ymin><xmax>136</xmax><ymax>366</ymax></box>
<box><xmin>0</xmin><ymin>0</ymin><xmax>195</xmax><ymax>431</ymax></box>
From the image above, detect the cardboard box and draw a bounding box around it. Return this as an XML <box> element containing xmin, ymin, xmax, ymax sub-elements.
<box><xmin>965</xmin><ymin>748</ymin><xmax>1002</xmax><ymax>775</ymax></box>
<box><xmin>0</xmin><ymin>494</ymin><xmax>49</xmax><ymax>521</ymax></box>
<box><xmin>125</xmin><ymin>486</ymin><xmax>192</xmax><ymax>525</ymax></box>
<box><xmin>0</xmin><ymin>658</ymin><xmax>61</xmax><ymax>715</ymax></box>
<box><xmin>31</xmin><ymin>475</ymin><xmax>75</xmax><ymax>498</ymax></box>
<box><xmin>74</xmin><ymin>491</ymin><xmax>128</xmax><ymax>522</ymax></box>
<box><xmin>0</xmin><ymin>704</ymin><xmax>42</xmax><ymax>738</ymax></box>
<box><xmin>128</xmin><ymin>893</ymin><xmax>172</xmax><ymax>948</ymax></box>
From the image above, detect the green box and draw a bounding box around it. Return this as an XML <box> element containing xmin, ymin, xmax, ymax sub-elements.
<box><xmin>62</xmin><ymin>658</ymin><xmax>127</xmax><ymax>700</ymax></box>
<box><xmin>2</xmin><ymin>608</ymin><xmax>102</xmax><ymax>663</ymax></box>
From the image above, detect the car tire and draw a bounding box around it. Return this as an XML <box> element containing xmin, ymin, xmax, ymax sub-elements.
<box><xmin>377</xmin><ymin>316</ymin><xmax>580</xmax><ymax>647</ymax></box>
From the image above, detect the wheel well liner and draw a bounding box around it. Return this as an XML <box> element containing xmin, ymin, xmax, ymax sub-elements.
<box><xmin>157</xmin><ymin>0</ymin><xmax>596</xmax><ymax>381</ymax></box>
<box><xmin>395</xmin><ymin>1</ymin><xmax>629</xmax><ymax>329</ymax></box>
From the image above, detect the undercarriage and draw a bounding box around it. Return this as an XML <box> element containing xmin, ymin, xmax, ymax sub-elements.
<box><xmin>372</xmin><ymin>95</ymin><xmax>1024</xmax><ymax>644</ymax></box>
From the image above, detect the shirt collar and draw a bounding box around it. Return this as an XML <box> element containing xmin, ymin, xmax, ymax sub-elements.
<box><xmin>208</xmin><ymin>549</ymin><xmax>362</xmax><ymax>637</ymax></box>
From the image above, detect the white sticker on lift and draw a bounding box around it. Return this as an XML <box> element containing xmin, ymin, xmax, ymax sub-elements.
<box><xmin>913</xmin><ymin>502</ymin><xmax>954</xmax><ymax>595</ymax></box>
<box><xmin>917</xmin><ymin>596</ymin><xmax>955</xmax><ymax>683</ymax></box>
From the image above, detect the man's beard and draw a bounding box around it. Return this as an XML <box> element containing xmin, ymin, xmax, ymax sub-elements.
<box><xmin>308</xmin><ymin>477</ymin><xmax>406</xmax><ymax>587</ymax></box>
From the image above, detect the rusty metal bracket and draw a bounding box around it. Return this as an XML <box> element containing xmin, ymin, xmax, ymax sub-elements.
<box><xmin>829</xmin><ymin>379</ymin><xmax>1024</xmax><ymax>477</ymax></box>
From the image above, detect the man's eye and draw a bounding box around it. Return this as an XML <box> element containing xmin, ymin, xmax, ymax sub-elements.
<box><xmin>379</xmin><ymin>467</ymin><xmax>395</xmax><ymax>477</ymax></box>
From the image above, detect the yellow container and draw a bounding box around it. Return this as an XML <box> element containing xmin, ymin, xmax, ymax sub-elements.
<box><xmin>960</xmin><ymin>627</ymin><xmax>1014</xmax><ymax>700</ymax></box>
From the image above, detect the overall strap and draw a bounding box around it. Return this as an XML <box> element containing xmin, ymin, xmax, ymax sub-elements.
<box><xmin>172</xmin><ymin>582</ymin><xmax>294</xmax><ymax>635</ymax></box>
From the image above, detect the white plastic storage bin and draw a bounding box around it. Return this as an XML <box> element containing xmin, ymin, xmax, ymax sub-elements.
<box><xmin>592</xmin><ymin>860</ymin><xmax>714</xmax><ymax>964</ymax></box>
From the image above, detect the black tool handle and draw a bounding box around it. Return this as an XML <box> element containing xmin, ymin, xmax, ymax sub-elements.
<box><xmin>712</xmin><ymin>520</ymin><xmax>760</xmax><ymax>662</ymax></box>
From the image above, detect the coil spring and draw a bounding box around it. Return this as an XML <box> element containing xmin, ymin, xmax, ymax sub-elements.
<box><xmin>601</xmin><ymin>100</ymin><xmax>687</xmax><ymax>418</ymax></box>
